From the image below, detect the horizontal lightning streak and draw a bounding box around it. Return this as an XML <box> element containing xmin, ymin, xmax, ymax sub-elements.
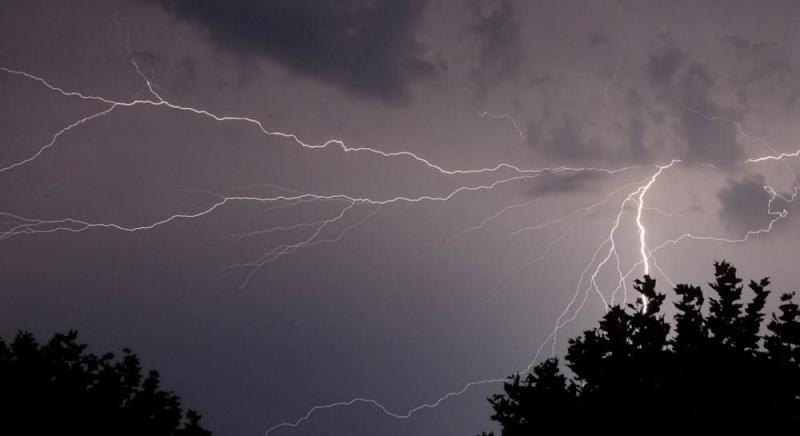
<box><xmin>261</xmin><ymin>168</ymin><xmax>672</xmax><ymax>435</ymax></box>
<box><xmin>0</xmin><ymin>66</ymin><xmax>638</xmax><ymax>178</ymax></box>
<box><xmin>5</xmin><ymin>45</ymin><xmax>800</xmax><ymax>436</ymax></box>
<box><xmin>263</xmin><ymin>378</ymin><xmax>504</xmax><ymax>436</ymax></box>
<box><xmin>438</xmin><ymin>197</ymin><xmax>542</xmax><ymax>255</ymax></box>
<box><xmin>1</xmin><ymin>173</ymin><xmax>553</xmax><ymax>240</ymax></box>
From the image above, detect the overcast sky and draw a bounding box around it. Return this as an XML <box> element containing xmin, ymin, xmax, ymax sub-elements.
<box><xmin>3</xmin><ymin>1</ymin><xmax>800</xmax><ymax>435</ymax></box>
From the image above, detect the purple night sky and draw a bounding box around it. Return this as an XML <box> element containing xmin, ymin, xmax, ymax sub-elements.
<box><xmin>3</xmin><ymin>1</ymin><xmax>800</xmax><ymax>435</ymax></box>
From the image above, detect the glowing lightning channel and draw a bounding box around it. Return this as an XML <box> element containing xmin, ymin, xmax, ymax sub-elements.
<box><xmin>474</xmin><ymin>180</ymin><xmax>644</xmax><ymax>311</ymax></box>
<box><xmin>542</xmin><ymin>159</ymin><xmax>679</xmax><ymax>359</ymax></box>
<box><xmin>0</xmin><ymin>66</ymin><xmax>642</xmax><ymax>179</ymax></box>
<box><xmin>0</xmin><ymin>105</ymin><xmax>118</xmax><ymax>174</ymax></box>
<box><xmin>260</xmin><ymin>164</ymin><xmax>678</xmax><ymax>435</ymax></box>
<box><xmin>747</xmin><ymin>150</ymin><xmax>800</xmax><ymax>163</ymax></box>
<box><xmin>262</xmin><ymin>378</ymin><xmax>505</xmax><ymax>436</ymax></box>
<box><xmin>0</xmin><ymin>174</ymin><xmax>545</xmax><ymax>240</ymax></box>
<box><xmin>476</xmin><ymin>111</ymin><xmax>527</xmax><ymax>139</ymax></box>
<box><xmin>6</xmin><ymin>43</ymin><xmax>800</xmax><ymax>436</ymax></box>
<box><xmin>0</xmin><ymin>56</ymin><xmax>647</xmax><ymax>301</ymax></box>
<box><xmin>125</xmin><ymin>35</ymin><xmax>164</xmax><ymax>103</ymax></box>
<box><xmin>438</xmin><ymin>197</ymin><xmax>542</xmax><ymax>257</ymax></box>
<box><xmin>633</xmin><ymin>159</ymin><xmax>677</xmax><ymax>311</ymax></box>
<box><xmin>261</xmin><ymin>161</ymin><xmax>679</xmax><ymax>435</ymax></box>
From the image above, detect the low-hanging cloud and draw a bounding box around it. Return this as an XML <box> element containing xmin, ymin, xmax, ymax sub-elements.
<box><xmin>147</xmin><ymin>0</ymin><xmax>437</xmax><ymax>103</ymax></box>
<box><xmin>467</xmin><ymin>0</ymin><xmax>522</xmax><ymax>102</ymax></box>
<box><xmin>717</xmin><ymin>175</ymin><xmax>772</xmax><ymax>234</ymax></box>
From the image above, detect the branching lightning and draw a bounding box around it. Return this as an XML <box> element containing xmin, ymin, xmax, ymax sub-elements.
<box><xmin>476</xmin><ymin>110</ymin><xmax>527</xmax><ymax>139</ymax></box>
<box><xmin>3</xmin><ymin>41</ymin><xmax>800</xmax><ymax>436</ymax></box>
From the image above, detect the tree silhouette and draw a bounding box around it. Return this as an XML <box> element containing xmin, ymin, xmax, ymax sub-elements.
<box><xmin>0</xmin><ymin>330</ymin><xmax>211</xmax><ymax>436</ymax></box>
<box><xmin>481</xmin><ymin>261</ymin><xmax>800</xmax><ymax>433</ymax></box>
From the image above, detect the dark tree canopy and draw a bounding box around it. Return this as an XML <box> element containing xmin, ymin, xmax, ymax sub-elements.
<box><xmin>482</xmin><ymin>261</ymin><xmax>800</xmax><ymax>434</ymax></box>
<box><xmin>0</xmin><ymin>330</ymin><xmax>211</xmax><ymax>436</ymax></box>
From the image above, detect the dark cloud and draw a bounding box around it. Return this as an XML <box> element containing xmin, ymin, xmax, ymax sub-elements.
<box><xmin>467</xmin><ymin>0</ymin><xmax>521</xmax><ymax>101</ymax></box>
<box><xmin>527</xmin><ymin>71</ymin><xmax>552</xmax><ymax>88</ymax></box>
<box><xmin>178</xmin><ymin>56</ymin><xmax>197</xmax><ymax>82</ymax></box>
<box><xmin>677</xmin><ymin>110</ymin><xmax>742</xmax><ymax>169</ymax></box>
<box><xmin>627</xmin><ymin>117</ymin><xmax>648</xmax><ymax>160</ymax></box>
<box><xmin>723</xmin><ymin>35</ymin><xmax>776</xmax><ymax>59</ymax></box>
<box><xmin>526</xmin><ymin>114</ymin><xmax>605</xmax><ymax>163</ymax></box>
<box><xmin>745</xmin><ymin>58</ymin><xmax>795</xmax><ymax>89</ymax></box>
<box><xmin>525</xmin><ymin>171</ymin><xmax>601</xmax><ymax>197</ymax></box>
<box><xmin>645</xmin><ymin>44</ymin><xmax>685</xmax><ymax>87</ymax></box>
<box><xmin>717</xmin><ymin>175</ymin><xmax>772</xmax><ymax>233</ymax></box>
<box><xmin>526</xmin><ymin>113</ymin><xmax>652</xmax><ymax>166</ymax></box>
<box><xmin>8</xmin><ymin>3</ymin><xmax>800</xmax><ymax>436</ymax></box>
<box><xmin>645</xmin><ymin>42</ymin><xmax>744</xmax><ymax>168</ymax></box>
<box><xmin>148</xmin><ymin>0</ymin><xmax>436</xmax><ymax>103</ymax></box>
<box><xmin>521</xmin><ymin>39</ymin><xmax>747</xmax><ymax>168</ymax></box>
<box><xmin>587</xmin><ymin>32</ymin><xmax>608</xmax><ymax>48</ymax></box>
<box><xmin>723</xmin><ymin>35</ymin><xmax>800</xmax><ymax>109</ymax></box>
<box><xmin>673</xmin><ymin>64</ymin><xmax>744</xmax><ymax>169</ymax></box>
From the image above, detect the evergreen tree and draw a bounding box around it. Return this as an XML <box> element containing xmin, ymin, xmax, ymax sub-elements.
<box><xmin>480</xmin><ymin>261</ymin><xmax>800</xmax><ymax>434</ymax></box>
<box><xmin>764</xmin><ymin>292</ymin><xmax>800</xmax><ymax>421</ymax></box>
<box><xmin>0</xmin><ymin>330</ymin><xmax>212</xmax><ymax>436</ymax></box>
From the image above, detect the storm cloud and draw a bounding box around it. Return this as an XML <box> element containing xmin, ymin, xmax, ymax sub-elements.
<box><xmin>717</xmin><ymin>175</ymin><xmax>772</xmax><ymax>234</ymax></box>
<box><xmin>148</xmin><ymin>0</ymin><xmax>437</xmax><ymax>103</ymax></box>
<box><xmin>467</xmin><ymin>0</ymin><xmax>522</xmax><ymax>101</ymax></box>
<box><xmin>5</xmin><ymin>2</ymin><xmax>800</xmax><ymax>436</ymax></box>
<box><xmin>525</xmin><ymin>171</ymin><xmax>602</xmax><ymax>197</ymax></box>
<box><xmin>644</xmin><ymin>43</ymin><xmax>745</xmax><ymax>169</ymax></box>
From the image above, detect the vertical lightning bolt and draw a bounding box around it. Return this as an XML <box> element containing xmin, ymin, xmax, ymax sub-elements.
<box><xmin>4</xmin><ymin>40</ymin><xmax>800</xmax><ymax>436</ymax></box>
<box><xmin>634</xmin><ymin>160</ymin><xmax>678</xmax><ymax>311</ymax></box>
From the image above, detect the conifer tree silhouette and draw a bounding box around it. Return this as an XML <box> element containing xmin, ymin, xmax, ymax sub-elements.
<box><xmin>481</xmin><ymin>261</ymin><xmax>800</xmax><ymax>434</ymax></box>
<box><xmin>0</xmin><ymin>330</ymin><xmax>211</xmax><ymax>436</ymax></box>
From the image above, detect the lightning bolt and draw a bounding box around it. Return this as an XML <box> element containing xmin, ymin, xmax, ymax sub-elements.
<box><xmin>3</xmin><ymin>40</ymin><xmax>800</xmax><ymax>436</ymax></box>
<box><xmin>0</xmin><ymin>66</ymin><xmax>641</xmax><ymax>179</ymax></box>
<box><xmin>476</xmin><ymin>110</ymin><xmax>527</xmax><ymax>139</ymax></box>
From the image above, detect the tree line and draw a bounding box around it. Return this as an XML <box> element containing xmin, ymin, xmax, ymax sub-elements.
<box><xmin>482</xmin><ymin>261</ymin><xmax>800</xmax><ymax>433</ymax></box>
